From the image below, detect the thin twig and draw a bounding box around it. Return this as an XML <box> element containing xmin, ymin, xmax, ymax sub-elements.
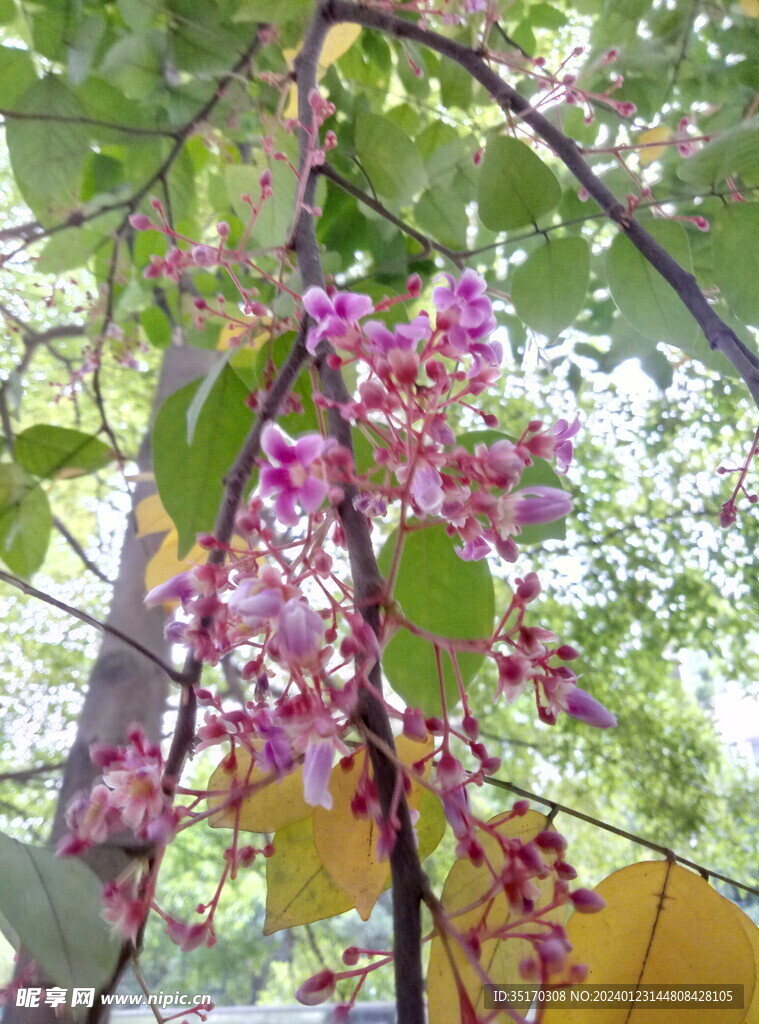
<box><xmin>483</xmin><ymin>775</ymin><xmax>759</xmax><ymax>897</ymax></box>
<box><xmin>52</xmin><ymin>516</ymin><xmax>115</xmax><ymax>585</ymax></box>
<box><xmin>0</xmin><ymin>762</ymin><xmax>66</xmax><ymax>784</ymax></box>
<box><xmin>0</xmin><ymin>569</ymin><xmax>188</xmax><ymax>685</ymax></box>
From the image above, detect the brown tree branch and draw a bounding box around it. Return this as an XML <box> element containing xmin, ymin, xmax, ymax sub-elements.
<box><xmin>294</xmin><ymin>7</ymin><xmax>427</xmax><ymax>1022</ymax></box>
<box><xmin>483</xmin><ymin>775</ymin><xmax>759</xmax><ymax>898</ymax></box>
<box><xmin>325</xmin><ymin>0</ymin><xmax>759</xmax><ymax>410</ymax></box>
<box><xmin>0</xmin><ymin>569</ymin><xmax>188</xmax><ymax>685</ymax></box>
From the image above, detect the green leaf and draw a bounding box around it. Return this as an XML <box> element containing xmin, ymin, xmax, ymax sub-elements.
<box><xmin>415</xmin><ymin>186</ymin><xmax>468</xmax><ymax>249</ymax></box>
<box><xmin>0</xmin><ymin>47</ymin><xmax>37</xmax><ymax>107</ymax></box>
<box><xmin>225</xmin><ymin>160</ymin><xmax>295</xmax><ymax>250</ymax></box>
<box><xmin>456</xmin><ymin>430</ymin><xmax>567</xmax><ymax>544</ymax></box>
<box><xmin>378</xmin><ymin>524</ymin><xmax>495</xmax><ymax>716</ymax></box>
<box><xmin>140</xmin><ymin>307</ymin><xmax>172</xmax><ymax>349</ymax></box>
<box><xmin>510</xmin><ymin>237</ymin><xmax>590</xmax><ymax>339</ymax></box>
<box><xmin>36</xmin><ymin>213</ymin><xmax>122</xmax><ymax>274</ymax></box>
<box><xmin>477</xmin><ymin>135</ymin><xmax>561</xmax><ymax>231</ymax></box>
<box><xmin>0</xmin><ymin>831</ymin><xmax>121</xmax><ymax>995</ymax></box>
<box><xmin>5</xmin><ymin>76</ymin><xmax>90</xmax><ymax>225</ymax></box>
<box><xmin>15</xmin><ymin>425</ymin><xmax>113</xmax><ymax>479</ymax></box>
<box><xmin>607</xmin><ymin>219</ymin><xmax>699</xmax><ymax>349</ymax></box>
<box><xmin>439</xmin><ymin>55</ymin><xmax>473</xmax><ymax>110</ymax></box>
<box><xmin>185</xmin><ymin>353</ymin><xmax>234</xmax><ymax>446</ymax></box>
<box><xmin>355</xmin><ymin>114</ymin><xmax>427</xmax><ymax>203</ymax></box>
<box><xmin>712</xmin><ymin>203</ymin><xmax>759</xmax><ymax>327</ymax></box>
<box><xmin>0</xmin><ymin>0</ymin><xmax>15</xmax><ymax>24</ymax></box>
<box><xmin>0</xmin><ymin>464</ymin><xmax>52</xmax><ymax>576</ymax></box>
<box><xmin>153</xmin><ymin>363</ymin><xmax>254</xmax><ymax>557</ymax></box>
<box><xmin>100</xmin><ymin>33</ymin><xmax>165</xmax><ymax>101</ymax></box>
<box><xmin>677</xmin><ymin>120</ymin><xmax>759</xmax><ymax>189</ymax></box>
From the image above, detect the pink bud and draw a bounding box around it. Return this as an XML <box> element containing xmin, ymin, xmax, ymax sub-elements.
<box><xmin>129</xmin><ymin>213</ymin><xmax>152</xmax><ymax>230</ymax></box>
<box><xmin>570</xmin><ymin>888</ymin><xmax>606</xmax><ymax>913</ymax></box>
<box><xmin>296</xmin><ymin>969</ymin><xmax>336</xmax><ymax>1006</ymax></box>
<box><xmin>406</xmin><ymin>273</ymin><xmax>422</xmax><ymax>296</ymax></box>
<box><xmin>403</xmin><ymin>707</ymin><xmax>428</xmax><ymax>742</ymax></box>
<box><xmin>516</xmin><ymin>572</ymin><xmax>541</xmax><ymax>603</ymax></box>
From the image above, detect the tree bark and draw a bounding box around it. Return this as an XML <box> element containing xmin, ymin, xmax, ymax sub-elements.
<box><xmin>3</xmin><ymin>342</ymin><xmax>216</xmax><ymax>1024</ymax></box>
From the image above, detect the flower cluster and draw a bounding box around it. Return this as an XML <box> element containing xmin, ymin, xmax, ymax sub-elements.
<box><xmin>57</xmin><ymin>725</ymin><xmax>169</xmax><ymax>856</ymax></box>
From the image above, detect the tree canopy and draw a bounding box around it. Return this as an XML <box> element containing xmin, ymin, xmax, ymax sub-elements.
<box><xmin>1</xmin><ymin>1</ymin><xmax>758</xmax><ymax>1022</ymax></box>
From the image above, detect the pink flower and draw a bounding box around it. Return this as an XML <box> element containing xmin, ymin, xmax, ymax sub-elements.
<box><xmin>303</xmin><ymin>286</ymin><xmax>373</xmax><ymax>354</ymax></box>
<box><xmin>259</xmin><ymin>425</ymin><xmax>328</xmax><ymax>525</ymax></box>
<box><xmin>166</xmin><ymin>918</ymin><xmax>212</xmax><ymax>952</ymax></box>
<box><xmin>102</xmin><ymin>878</ymin><xmax>146</xmax><ymax>942</ymax></box>
<box><xmin>275</xmin><ymin>598</ymin><xmax>324</xmax><ymax>667</ymax></box>
<box><xmin>526</xmin><ymin>417</ymin><xmax>581</xmax><ymax>473</ymax></box>
<box><xmin>363</xmin><ymin>314</ymin><xmax>431</xmax><ymax>355</ymax></box>
<box><xmin>433</xmin><ymin>269</ymin><xmax>497</xmax><ymax>354</ymax></box>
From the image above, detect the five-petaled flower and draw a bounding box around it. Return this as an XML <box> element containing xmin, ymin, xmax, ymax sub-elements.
<box><xmin>259</xmin><ymin>424</ymin><xmax>328</xmax><ymax>525</ymax></box>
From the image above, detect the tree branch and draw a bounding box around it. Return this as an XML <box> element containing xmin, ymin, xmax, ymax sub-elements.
<box><xmin>319</xmin><ymin>160</ymin><xmax>463</xmax><ymax>266</ymax></box>
<box><xmin>0</xmin><ymin>569</ymin><xmax>188</xmax><ymax>685</ymax></box>
<box><xmin>294</xmin><ymin>7</ymin><xmax>427</xmax><ymax>1022</ymax></box>
<box><xmin>52</xmin><ymin>516</ymin><xmax>115</xmax><ymax>585</ymax></box>
<box><xmin>483</xmin><ymin>775</ymin><xmax>759</xmax><ymax>898</ymax></box>
<box><xmin>325</xmin><ymin>0</ymin><xmax>759</xmax><ymax>410</ymax></box>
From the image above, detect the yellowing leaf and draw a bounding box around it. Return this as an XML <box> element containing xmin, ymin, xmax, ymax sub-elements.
<box><xmin>263</xmin><ymin>784</ymin><xmax>443</xmax><ymax>935</ymax></box>
<box><xmin>312</xmin><ymin>735</ymin><xmax>434</xmax><ymax>920</ymax></box>
<box><xmin>264</xmin><ymin>815</ymin><xmax>354</xmax><ymax>935</ymax></box>
<box><xmin>216</xmin><ymin>321</ymin><xmax>270</xmax><ymax>351</ymax></box>
<box><xmin>208</xmin><ymin>748</ymin><xmax>311</xmax><ymax>834</ymax></box>
<box><xmin>638</xmin><ymin>124</ymin><xmax>671</xmax><ymax>166</ymax></box>
<box><xmin>134</xmin><ymin>491</ymin><xmax>172</xmax><ymax>539</ymax></box>
<box><xmin>282</xmin><ymin>25</ymin><xmax>361</xmax><ymax>118</ymax></box>
<box><xmin>740</xmin><ymin>0</ymin><xmax>759</xmax><ymax>17</ymax></box>
<box><xmin>721</xmin><ymin>896</ymin><xmax>759</xmax><ymax>1024</ymax></box>
<box><xmin>542</xmin><ymin>861</ymin><xmax>756</xmax><ymax>1024</ymax></box>
<box><xmin>427</xmin><ymin>810</ymin><xmax>554</xmax><ymax>1024</ymax></box>
<box><xmin>144</xmin><ymin>529</ymin><xmax>205</xmax><ymax>598</ymax></box>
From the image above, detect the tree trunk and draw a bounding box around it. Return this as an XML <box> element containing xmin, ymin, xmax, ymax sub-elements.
<box><xmin>4</xmin><ymin>342</ymin><xmax>216</xmax><ymax>1024</ymax></box>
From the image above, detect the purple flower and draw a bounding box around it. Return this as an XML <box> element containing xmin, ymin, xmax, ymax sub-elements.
<box><xmin>494</xmin><ymin>486</ymin><xmax>572</xmax><ymax>536</ymax></box>
<box><xmin>363</xmin><ymin>314</ymin><xmax>431</xmax><ymax>356</ymax></box>
<box><xmin>432</xmin><ymin>269</ymin><xmax>496</xmax><ymax>352</ymax></box>
<box><xmin>259</xmin><ymin>424</ymin><xmax>328</xmax><ymax>525</ymax></box>
<box><xmin>553</xmin><ymin>417</ymin><xmax>581</xmax><ymax>473</ymax></box>
<box><xmin>144</xmin><ymin>570</ymin><xmax>196</xmax><ymax>608</ymax></box>
<box><xmin>228</xmin><ymin>581</ymin><xmax>283</xmax><ymax>626</ymax></box>
<box><xmin>303</xmin><ymin>738</ymin><xmax>335</xmax><ymax>809</ymax></box>
<box><xmin>302</xmin><ymin>286</ymin><xmax>374</xmax><ymax>354</ymax></box>
<box><xmin>564</xmin><ymin>687</ymin><xmax>617</xmax><ymax>729</ymax></box>
<box><xmin>514</xmin><ymin>486</ymin><xmax>572</xmax><ymax>525</ymax></box>
<box><xmin>276</xmin><ymin>597</ymin><xmax>324</xmax><ymax>666</ymax></box>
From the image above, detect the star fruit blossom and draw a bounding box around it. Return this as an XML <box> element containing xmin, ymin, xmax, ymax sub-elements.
<box><xmin>259</xmin><ymin>423</ymin><xmax>328</xmax><ymax>525</ymax></box>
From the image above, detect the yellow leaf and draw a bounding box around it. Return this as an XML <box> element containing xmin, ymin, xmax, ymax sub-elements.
<box><xmin>740</xmin><ymin>0</ymin><xmax>759</xmax><ymax>16</ymax></box>
<box><xmin>216</xmin><ymin>322</ymin><xmax>270</xmax><ymax>351</ymax></box>
<box><xmin>312</xmin><ymin>735</ymin><xmax>434</xmax><ymax>920</ymax></box>
<box><xmin>208</xmin><ymin>748</ymin><xmax>312</xmax><ymax>834</ymax></box>
<box><xmin>264</xmin><ymin>815</ymin><xmax>354</xmax><ymax>935</ymax></box>
<box><xmin>427</xmin><ymin>810</ymin><xmax>555</xmax><ymax>1024</ymax></box>
<box><xmin>144</xmin><ymin>529</ymin><xmax>205</xmax><ymax>598</ymax></box>
<box><xmin>638</xmin><ymin>124</ymin><xmax>671</xmax><ymax>166</ymax></box>
<box><xmin>282</xmin><ymin>24</ymin><xmax>362</xmax><ymax>119</ymax></box>
<box><xmin>542</xmin><ymin>861</ymin><xmax>756</xmax><ymax>1024</ymax></box>
<box><xmin>721</xmin><ymin>896</ymin><xmax>759</xmax><ymax>1024</ymax></box>
<box><xmin>134</xmin><ymin>491</ymin><xmax>172</xmax><ymax>539</ymax></box>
